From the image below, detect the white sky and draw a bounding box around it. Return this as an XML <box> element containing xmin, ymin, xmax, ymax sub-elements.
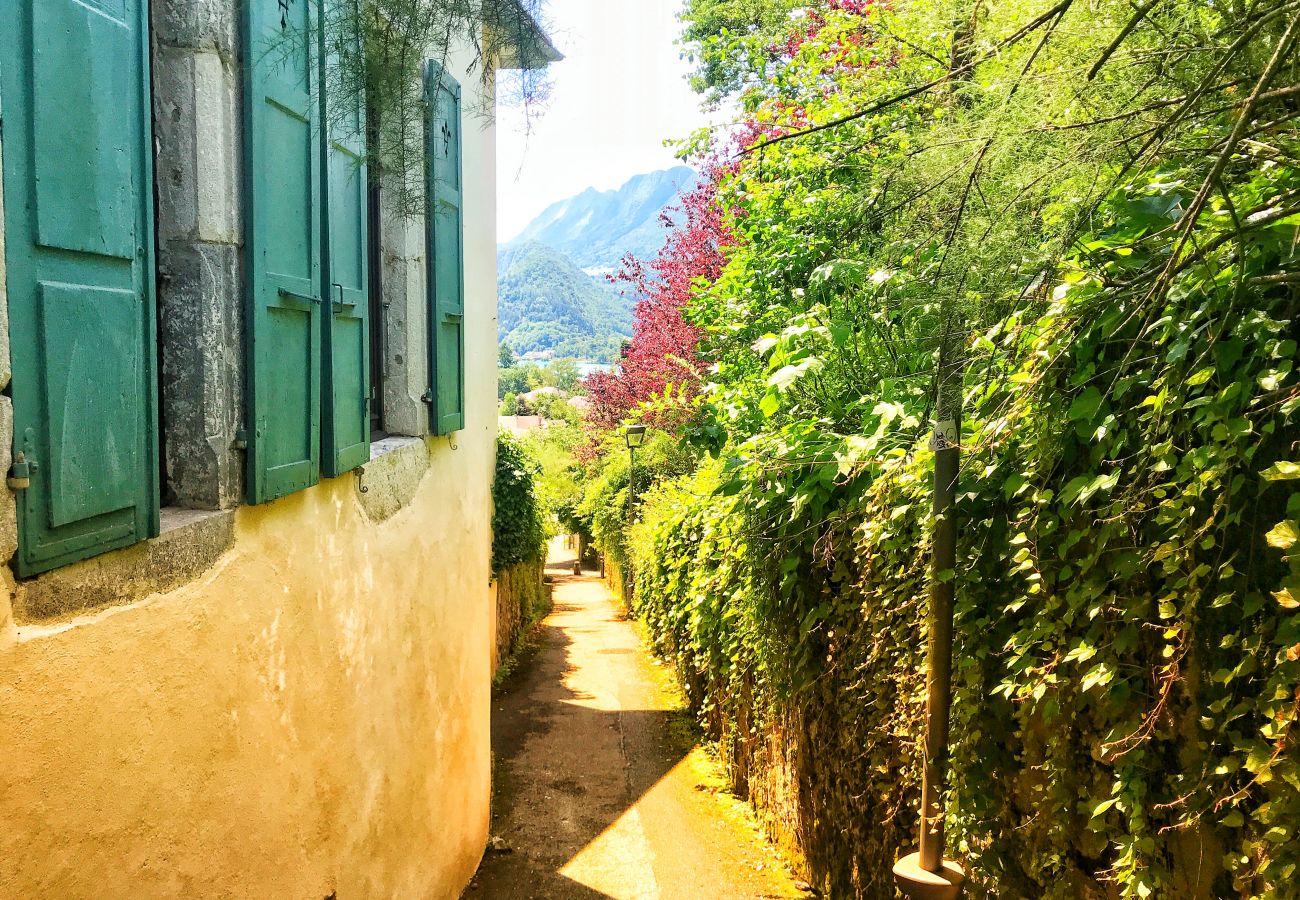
<box><xmin>495</xmin><ymin>0</ymin><xmax>721</xmax><ymax>242</ymax></box>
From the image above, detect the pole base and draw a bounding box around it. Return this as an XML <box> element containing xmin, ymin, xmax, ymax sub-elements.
<box><xmin>893</xmin><ymin>852</ymin><xmax>965</xmax><ymax>900</ymax></box>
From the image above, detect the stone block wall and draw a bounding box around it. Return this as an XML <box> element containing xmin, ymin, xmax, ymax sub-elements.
<box><xmin>493</xmin><ymin>557</ymin><xmax>549</xmax><ymax>674</ymax></box>
<box><xmin>153</xmin><ymin>0</ymin><xmax>245</xmax><ymax>509</ymax></box>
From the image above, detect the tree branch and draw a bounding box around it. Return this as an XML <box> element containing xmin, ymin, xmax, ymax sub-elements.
<box><xmin>740</xmin><ymin>0</ymin><xmax>1076</xmax><ymax>156</ymax></box>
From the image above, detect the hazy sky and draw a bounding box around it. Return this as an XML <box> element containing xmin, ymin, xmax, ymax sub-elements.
<box><xmin>495</xmin><ymin>1</ymin><xmax>719</xmax><ymax>242</ymax></box>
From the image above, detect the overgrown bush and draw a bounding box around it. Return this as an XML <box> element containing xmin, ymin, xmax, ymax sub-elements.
<box><xmin>491</xmin><ymin>431</ymin><xmax>547</xmax><ymax>574</ymax></box>
<box><xmin>523</xmin><ymin>423</ymin><xmax>586</xmax><ymax>534</ymax></box>
<box><xmin>593</xmin><ymin>0</ymin><xmax>1300</xmax><ymax>897</ymax></box>
<box><xmin>631</xmin><ymin>224</ymin><xmax>1299</xmax><ymax>894</ymax></box>
<box><xmin>577</xmin><ymin>429</ymin><xmax>696</xmax><ymax>573</ymax></box>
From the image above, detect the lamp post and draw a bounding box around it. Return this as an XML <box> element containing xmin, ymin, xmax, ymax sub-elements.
<box><xmin>894</xmin><ymin>359</ymin><xmax>965</xmax><ymax>900</ymax></box>
<box><xmin>624</xmin><ymin>424</ymin><xmax>647</xmax><ymax>524</ymax></box>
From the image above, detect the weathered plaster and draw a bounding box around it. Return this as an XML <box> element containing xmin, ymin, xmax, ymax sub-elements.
<box><xmin>152</xmin><ymin>0</ymin><xmax>240</xmax><ymax>54</ymax></box>
<box><xmin>155</xmin><ymin>46</ymin><xmax>241</xmax><ymax>245</ymax></box>
<box><xmin>12</xmin><ymin>509</ymin><xmax>236</xmax><ymax>622</ymax></box>
<box><xmin>358</xmin><ymin>437</ymin><xmax>431</xmax><ymax>523</ymax></box>
<box><xmin>156</xmin><ymin>241</ymin><xmax>244</xmax><ymax>508</ymax></box>
<box><xmin>0</xmin><ymin>395</ymin><xmax>16</xmax><ymax>563</ymax></box>
<box><xmin>0</xmin><ymin>35</ymin><xmax>502</xmax><ymax>897</ymax></box>
<box><xmin>0</xmin><ymin>460</ymin><xmax>493</xmax><ymax>898</ymax></box>
<box><xmin>380</xmin><ymin>199</ymin><xmax>432</xmax><ymax>436</ymax></box>
<box><xmin>0</xmin><ymin>569</ymin><xmax>14</xmax><ymax>650</ymax></box>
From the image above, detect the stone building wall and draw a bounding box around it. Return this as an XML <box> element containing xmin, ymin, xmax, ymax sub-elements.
<box><xmin>0</xmin><ymin>6</ymin><xmax>505</xmax><ymax>896</ymax></box>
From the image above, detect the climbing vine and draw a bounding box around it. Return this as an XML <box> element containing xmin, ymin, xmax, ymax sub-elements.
<box><xmin>582</xmin><ymin>0</ymin><xmax>1300</xmax><ymax>896</ymax></box>
<box><xmin>492</xmin><ymin>431</ymin><xmax>547</xmax><ymax>574</ymax></box>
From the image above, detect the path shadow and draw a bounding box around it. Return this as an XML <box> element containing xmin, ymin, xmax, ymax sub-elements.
<box><xmin>469</xmin><ymin>550</ymin><xmax>693</xmax><ymax>899</ymax></box>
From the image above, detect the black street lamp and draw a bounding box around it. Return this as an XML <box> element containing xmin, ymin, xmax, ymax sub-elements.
<box><xmin>625</xmin><ymin>425</ymin><xmax>647</xmax><ymax>523</ymax></box>
<box><xmin>624</xmin><ymin>424</ymin><xmax>647</xmax><ymax>450</ymax></box>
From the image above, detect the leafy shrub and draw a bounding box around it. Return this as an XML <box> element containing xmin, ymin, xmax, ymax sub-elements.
<box><xmin>599</xmin><ymin>0</ymin><xmax>1300</xmax><ymax>897</ymax></box>
<box><xmin>491</xmin><ymin>432</ymin><xmax>547</xmax><ymax>574</ymax></box>
<box><xmin>578</xmin><ymin>428</ymin><xmax>697</xmax><ymax>572</ymax></box>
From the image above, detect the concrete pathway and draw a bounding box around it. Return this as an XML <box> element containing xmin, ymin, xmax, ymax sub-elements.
<box><xmin>469</xmin><ymin>542</ymin><xmax>805</xmax><ymax>900</ymax></box>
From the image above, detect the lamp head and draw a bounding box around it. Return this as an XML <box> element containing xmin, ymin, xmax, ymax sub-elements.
<box><xmin>624</xmin><ymin>424</ymin><xmax>647</xmax><ymax>449</ymax></box>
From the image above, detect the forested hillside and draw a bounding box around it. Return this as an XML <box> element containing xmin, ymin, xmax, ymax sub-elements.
<box><xmin>496</xmin><ymin>242</ymin><xmax>630</xmax><ymax>360</ymax></box>
<box><xmin>498</xmin><ymin>168</ymin><xmax>702</xmax><ymax>361</ymax></box>
<box><xmin>508</xmin><ymin>166</ymin><xmax>700</xmax><ymax>271</ymax></box>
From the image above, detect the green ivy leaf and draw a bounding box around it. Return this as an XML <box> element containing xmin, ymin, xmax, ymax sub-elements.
<box><xmin>1068</xmin><ymin>387</ymin><xmax>1103</xmax><ymax>423</ymax></box>
<box><xmin>1262</xmin><ymin>461</ymin><xmax>1300</xmax><ymax>481</ymax></box>
<box><xmin>1267</xmin><ymin>520</ymin><xmax>1298</xmax><ymax>550</ymax></box>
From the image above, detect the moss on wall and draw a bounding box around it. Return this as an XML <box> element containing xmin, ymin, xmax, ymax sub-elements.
<box><xmin>493</xmin><ymin>556</ymin><xmax>550</xmax><ymax>674</ymax></box>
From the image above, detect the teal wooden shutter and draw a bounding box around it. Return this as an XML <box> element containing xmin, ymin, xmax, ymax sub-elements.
<box><xmin>0</xmin><ymin>0</ymin><xmax>159</xmax><ymax>576</ymax></box>
<box><xmin>424</xmin><ymin>63</ymin><xmax>466</xmax><ymax>435</ymax></box>
<box><xmin>321</xmin><ymin>0</ymin><xmax>371</xmax><ymax>476</ymax></box>
<box><xmin>245</xmin><ymin>0</ymin><xmax>324</xmax><ymax>503</ymax></box>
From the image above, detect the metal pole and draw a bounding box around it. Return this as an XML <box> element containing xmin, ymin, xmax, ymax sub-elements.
<box><xmin>919</xmin><ymin>398</ymin><xmax>959</xmax><ymax>872</ymax></box>
<box><xmin>627</xmin><ymin>446</ymin><xmax>636</xmax><ymax>523</ymax></box>
<box><xmin>894</xmin><ymin>346</ymin><xmax>966</xmax><ymax>900</ymax></box>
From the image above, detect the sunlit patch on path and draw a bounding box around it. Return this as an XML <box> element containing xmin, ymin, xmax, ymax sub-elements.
<box><xmin>470</xmin><ymin>541</ymin><xmax>805</xmax><ymax>899</ymax></box>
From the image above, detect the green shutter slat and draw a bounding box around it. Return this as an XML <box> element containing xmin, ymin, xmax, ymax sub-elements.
<box><xmin>321</xmin><ymin>0</ymin><xmax>371</xmax><ymax>476</ymax></box>
<box><xmin>424</xmin><ymin>63</ymin><xmax>466</xmax><ymax>436</ymax></box>
<box><xmin>1</xmin><ymin>0</ymin><xmax>160</xmax><ymax>576</ymax></box>
<box><xmin>245</xmin><ymin>0</ymin><xmax>324</xmax><ymax>503</ymax></box>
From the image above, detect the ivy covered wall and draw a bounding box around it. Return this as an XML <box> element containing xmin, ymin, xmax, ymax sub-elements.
<box><xmin>624</xmin><ymin>178</ymin><xmax>1300</xmax><ymax>896</ymax></box>
<box><xmin>581</xmin><ymin>1</ymin><xmax>1300</xmax><ymax>897</ymax></box>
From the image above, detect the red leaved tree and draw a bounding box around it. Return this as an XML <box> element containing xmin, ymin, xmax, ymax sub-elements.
<box><xmin>584</xmin><ymin>2</ymin><xmax>878</xmax><ymax>429</ymax></box>
<box><xmin>584</xmin><ymin>167</ymin><xmax>731</xmax><ymax>428</ymax></box>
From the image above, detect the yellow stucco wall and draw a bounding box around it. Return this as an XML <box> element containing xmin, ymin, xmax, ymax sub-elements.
<box><xmin>0</xmin><ymin>39</ymin><xmax>501</xmax><ymax>899</ymax></box>
<box><xmin>0</xmin><ymin>449</ymin><xmax>490</xmax><ymax>897</ymax></box>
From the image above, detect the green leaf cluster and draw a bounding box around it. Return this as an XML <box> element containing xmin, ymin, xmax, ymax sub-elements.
<box><xmin>590</xmin><ymin>0</ymin><xmax>1300</xmax><ymax>896</ymax></box>
<box><xmin>492</xmin><ymin>431</ymin><xmax>548</xmax><ymax>574</ymax></box>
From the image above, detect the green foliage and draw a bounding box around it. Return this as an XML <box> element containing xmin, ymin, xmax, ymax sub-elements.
<box><xmin>498</xmin><ymin>362</ymin><xmax>542</xmax><ymax>399</ymax></box>
<box><xmin>678</xmin><ymin>0</ymin><xmax>805</xmax><ymax>105</ymax></box>
<box><xmin>631</xmin><ymin>176</ymin><xmax>1300</xmax><ymax>893</ymax></box>
<box><xmin>523</xmin><ymin>423</ymin><xmax>588</xmax><ymax>533</ymax></box>
<box><xmin>578</xmin><ymin>429</ymin><xmax>697</xmax><ymax>572</ymax></box>
<box><xmin>541</xmin><ymin>358</ymin><xmax>581</xmax><ymax>392</ymax></box>
<box><xmin>497</xmin><ymin>243</ymin><xmax>630</xmax><ymax>362</ymax></box>
<box><xmin>588</xmin><ymin>0</ymin><xmax>1300</xmax><ymax>897</ymax></box>
<box><xmin>529</xmin><ymin>392</ymin><xmax>581</xmax><ymax>424</ymax></box>
<box><xmin>492</xmin><ymin>431</ymin><xmax>547</xmax><ymax>573</ymax></box>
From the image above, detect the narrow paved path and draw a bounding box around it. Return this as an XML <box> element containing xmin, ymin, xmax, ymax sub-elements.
<box><xmin>469</xmin><ymin>542</ymin><xmax>804</xmax><ymax>900</ymax></box>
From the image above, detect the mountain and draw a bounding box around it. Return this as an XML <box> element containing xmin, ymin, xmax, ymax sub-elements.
<box><xmin>507</xmin><ymin>166</ymin><xmax>702</xmax><ymax>272</ymax></box>
<box><xmin>497</xmin><ymin>242</ymin><xmax>631</xmax><ymax>361</ymax></box>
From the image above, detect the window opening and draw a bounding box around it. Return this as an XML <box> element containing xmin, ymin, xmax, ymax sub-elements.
<box><xmin>367</xmin><ymin>176</ymin><xmax>386</xmax><ymax>440</ymax></box>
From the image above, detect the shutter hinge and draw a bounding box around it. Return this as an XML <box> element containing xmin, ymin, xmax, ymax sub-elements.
<box><xmin>233</xmin><ymin>430</ymin><xmax>249</xmax><ymax>451</ymax></box>
<box><xmin>8</xmin><ymin>451</ymin><xmax>36</xmax><ymax>491</ymax></box>
<box><xmin>420</xmin><ymin>390</ymin><xmax>433</xmax><ymax>404</ymax></box>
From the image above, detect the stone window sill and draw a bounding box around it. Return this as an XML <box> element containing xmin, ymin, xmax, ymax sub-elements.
<box><xmin>370</xmin><ymin>435</ymin><xmax>424</xmax><ymax>461</ymax></box>
<box><xmin>13</xmin><ymin>506</ymin><xmax>237</xmax><ymax>633</ymax></box>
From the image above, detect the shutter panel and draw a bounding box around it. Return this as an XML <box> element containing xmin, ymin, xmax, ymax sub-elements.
<box><xmin>245</xmin><ymin>0</ymin><xmax>324</xmax><ymax>503</ymax></box>
<box><xmin>321</xmin><ymin>1</ymin><xmax>370</xmax><ymax>476</ymax></box>
<box><xmin>1</xmin><ymin>0</ymin><xmax>159</xmax><ymax>576</ymax></box>
<box><xmin>424</xmin><ymin>63</ymin><xmax>466</xmax><ymax>436</ymax></box>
